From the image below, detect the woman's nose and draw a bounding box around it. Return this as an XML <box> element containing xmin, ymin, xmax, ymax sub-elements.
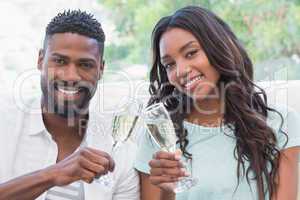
<box><xmin>174</xmin><ymin>62</ymin><xmax>192</xmax><ymax>78</ymax></box>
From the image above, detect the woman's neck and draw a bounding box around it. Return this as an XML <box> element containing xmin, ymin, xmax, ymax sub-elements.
<box><xmin>186</xmin><ymin>97</ymin><xmax>224</xmax><ymax>127</ymax></box>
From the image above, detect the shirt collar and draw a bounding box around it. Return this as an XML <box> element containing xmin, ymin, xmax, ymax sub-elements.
<box><xmin>25</xmin><ymin>97</ymin><xmax>113</xmax><ymax>138</ymax></box>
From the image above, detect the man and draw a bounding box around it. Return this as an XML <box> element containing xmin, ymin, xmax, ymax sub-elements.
<box><xmin>0</xmin><ymin>10</ymin><xmax>139</xmax><ymax>200</ymax></box>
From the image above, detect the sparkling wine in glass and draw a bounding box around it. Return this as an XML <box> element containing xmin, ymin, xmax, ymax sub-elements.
<box><xmin>143</xmin><ymin>102</ymin><xmax>198</xmax><ymax>193</ymax></box>
<box><xmin>95</xmin><ymin>98</ymin><xmax>143</xmax><ymax>187</ymax></box>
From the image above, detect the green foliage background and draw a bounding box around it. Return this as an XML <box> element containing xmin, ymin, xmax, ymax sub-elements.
<box><xmin>100</xmin><ymin>0</ymin><xmax>300</xmax><ymax>81</ymax></box>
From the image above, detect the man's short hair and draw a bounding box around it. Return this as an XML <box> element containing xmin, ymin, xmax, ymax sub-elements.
<box><xmin>44</xmin><ymin>10</ymin><xmax>105</xmax><ymax>55</ymax></box>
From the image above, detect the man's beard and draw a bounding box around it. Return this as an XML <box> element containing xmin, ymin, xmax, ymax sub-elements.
<box><xmin>41</xmin><ymin>79</ymin><xmax>96</xmax><ymax>119</ymax></box>
<box><xmin>53</xmin><ymin>97</ymin><xmax>89</xmax><ymax>118</ymax></box>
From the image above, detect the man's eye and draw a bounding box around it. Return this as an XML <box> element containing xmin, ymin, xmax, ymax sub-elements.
<box><xmin>80</xmin><ymin>62</ymin><xmax>93</xmax><ymax>69</ymax></box>
<box><xmin>54</xmin><ymin>58</ymin><xmax>66</xmax><ymax>65</ymax></box>
<box><xmin>186</xmin><ymin>50</ymin><xmax>198</xmax><ymax>58</ymax></box>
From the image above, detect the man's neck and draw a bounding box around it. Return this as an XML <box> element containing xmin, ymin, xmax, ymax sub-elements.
<box><xmin>41</xmin><ymin>108</ymin><xmax>88</xmax><ymax>142</ymax></box>
<box><xmin>41</xmin><ymin>108</ymin><xmax>89</xmax><ymax>161</ymax></box>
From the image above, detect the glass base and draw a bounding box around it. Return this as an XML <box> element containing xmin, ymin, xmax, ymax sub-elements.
<box><xmin>94</xmin><ymin>172</ymin><xmax>114</xmax><ymax>187</ymax></box>
<box><xmin>173</xmin><ymin>177</ymin><xmax>198</xmax><ymax>193</ymax></box>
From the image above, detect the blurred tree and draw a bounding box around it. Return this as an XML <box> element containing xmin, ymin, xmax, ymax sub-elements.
<box><xmin>100</xmin><ymin>0</ymin><xmax>300</xmax><ymax>80</ymax></box>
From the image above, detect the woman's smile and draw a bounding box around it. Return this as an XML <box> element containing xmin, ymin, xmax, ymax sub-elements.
<box><xmin>182</xmin><ymin>74</ymin><xmax>205</xmax><ymax>90</ymax></box>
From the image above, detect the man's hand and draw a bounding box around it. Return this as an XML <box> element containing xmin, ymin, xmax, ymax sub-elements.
<box><xmin>47</xmin><ymin>147</ymin><xmax>115</xmax><ymax>186</ymax></box>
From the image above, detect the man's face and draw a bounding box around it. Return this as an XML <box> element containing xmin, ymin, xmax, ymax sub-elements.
<box><xmin>38</xmin><ymin>33</ymin><xmax>104</xmax><ymax>118</ymax></box>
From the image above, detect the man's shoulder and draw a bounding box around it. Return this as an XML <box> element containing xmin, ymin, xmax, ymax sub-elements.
<box><xmin>0</xmin><ymin>93</ymin><xmax>21</xmax><ymax>124</ymax></box>
<box><xmin>0</xmin><ymin>94</ymin><xmax>40</xmax><ymax>136</ymax></box>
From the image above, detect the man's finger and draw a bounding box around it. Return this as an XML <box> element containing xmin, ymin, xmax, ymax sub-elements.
<box><xmin>79</xmin><ymin>156</ymin><xmax>107</xmax><ymax>175</ymax></box>
<box><xmin>85</xmin><ymin>147</ymin><xmax>115</xmax><ymax>171</ymax></box>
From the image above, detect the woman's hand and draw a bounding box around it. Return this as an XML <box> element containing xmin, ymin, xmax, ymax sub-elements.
<box><xmin>148</xmin><ymin>149</ymin><xmax>189</xmax><ymax>192</ymax></box>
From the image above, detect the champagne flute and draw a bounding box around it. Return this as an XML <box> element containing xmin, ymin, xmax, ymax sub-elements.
<box><xmin>142</xmin><ymin>102</ymin><xmax>198</xmax><ymax>193</ymax></box>
<box><xmin>111</xmin><ymin>99</ymin><xmax>143</xmax><ymax>147</ymax></box>
<box><xmin>95</xmin><ymin>98</ymin><xmax>143</xmax><ymax>187</ymax></box>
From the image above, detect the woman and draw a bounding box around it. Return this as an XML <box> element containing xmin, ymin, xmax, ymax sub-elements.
<box><xmin>134</xmin><ymin>6</ymin><xmax>300</xmax><ymax>200</ymax></box>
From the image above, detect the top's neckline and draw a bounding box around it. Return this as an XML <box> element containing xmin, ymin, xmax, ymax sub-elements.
<box><xmin>183</xmin><ymin>120</ymin><xmax>223</xmax><ymax>129</ymax></box>
<box><xmin>183</xmin><ymin>120</ymin><xmax>235</xmax><ymax>137</ymax></box>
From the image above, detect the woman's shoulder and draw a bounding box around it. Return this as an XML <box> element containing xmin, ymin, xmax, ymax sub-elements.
<box><xmin>267</xmin><ymin>104</ymin><xmax>299</xmax><ymax>127</ymax></box>
<box><xmin>267</xmin><ymin>104</ymin><xmax>300</xmax><ymax>149</ymax></box>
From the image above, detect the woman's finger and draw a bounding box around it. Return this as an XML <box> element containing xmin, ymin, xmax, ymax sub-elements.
<box><xmin>150</xmin><ymin>167</ymin><xmax>187</xmax><ymax>177</ymax></box>
<box><xmin>149</xmin><ymin>175</ymin><xmax>179</xmax><ymax>185</ymax></box>
<box><xmin>153</xmin><ymin>151</ymin><xmax>181</xmax><ymax>161</ymax></box>
<box><xmin>149</xmin><ymin>159</ymin><xmax>183</xmax><ymax>168</ymax></box>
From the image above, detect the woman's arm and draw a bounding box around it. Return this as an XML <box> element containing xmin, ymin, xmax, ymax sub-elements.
<box><xmin>140</xmin><ymin>172</ymin><xmax>175</xmax><ymax>200</ymax></box>
<box><xmin>140</xmin><ymin>172</ymin><xmax>161</xmax><ymax>200</ymax></box>
<box><xmin>273</xmin><ymin>146</ymin><xmax>300</xmax><ymax>200</ymax></box>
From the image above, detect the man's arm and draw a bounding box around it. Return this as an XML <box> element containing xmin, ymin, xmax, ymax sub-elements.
<box><xmin>0</xmin><ymin>147</ymin><xmax>114</xmax><ymax>200</ymax></box>
<box><xmin>0</xmin><ymin>168</ymin><xmax>55</xmax><ymax>200</ymax></box>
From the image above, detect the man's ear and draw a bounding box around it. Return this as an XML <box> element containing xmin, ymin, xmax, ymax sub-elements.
<box><xmin>37</xmin><ymin>49</ymin><xmax>44</xmax><ymax>71</ymax></box>
<box><xmin>98</xmin><ymin>59</ymin><xmax>105</xmax><ymax>80</ymax></box>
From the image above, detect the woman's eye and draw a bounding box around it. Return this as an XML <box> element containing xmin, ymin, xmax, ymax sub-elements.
<box><xmin>164</xmin><ymin>62</ymin><xmax>175</xmax><ymax>70</ymax></box>
<box><xmin>186</xmin><ymin>50</ymin><xmax>198</xmax><ymax>58</ymax></box>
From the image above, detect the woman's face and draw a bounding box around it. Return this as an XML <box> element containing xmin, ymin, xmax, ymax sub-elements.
<box><xmin>159</xmin><ymin>28</ymin><xmax>220</xmax><ymax>102</ymax></box>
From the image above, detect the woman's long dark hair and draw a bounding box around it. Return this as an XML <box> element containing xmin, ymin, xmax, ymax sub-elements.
<box><xmin>148</xmin><ymin>6</ymin><xmax>287</xmax><ymax>200</ymax></box>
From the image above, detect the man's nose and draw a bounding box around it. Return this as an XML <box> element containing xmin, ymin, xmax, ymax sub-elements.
<box><xmin>63</xmin><ymin>63</ymin><xmax>81</xmax><ymax>81</ymax></box>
